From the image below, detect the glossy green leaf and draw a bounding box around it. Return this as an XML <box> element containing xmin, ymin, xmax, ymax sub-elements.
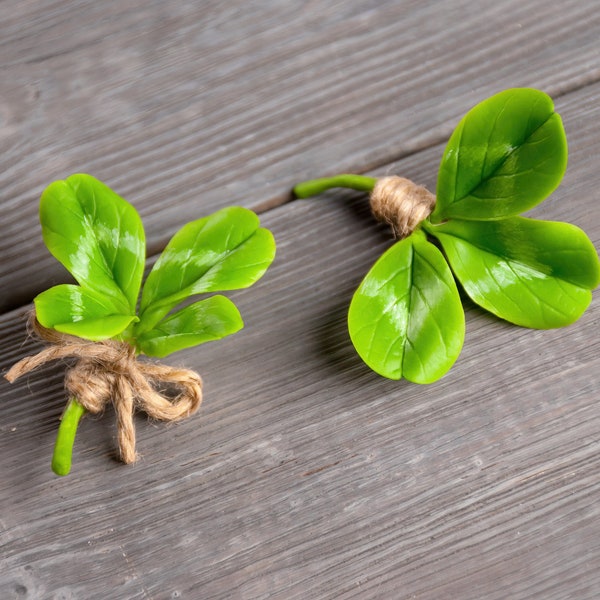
<box><xmin>137</xmin><ymin>206</ymin><xmax>275</xmax><ymax>332</ymax></box>
<box><xmin>431</xmin><ymin>88</ymin><xmax>568</xmax><ymax>222</ymax></box>
<box><xmin>136</xmin><ymin>295</ymin><xmax>243</xmax><ymax>358</ymax></box>
<box><xmin>34</xmin><ymin>284</ymin><xmax>138</xmax><ymax>340</ymax></box>
<box><xmin>40</xmin><ymin>174</ymin><xmax>146</xmax><ymax>311</ymax></box>
<box><xmin>426</xmin><ymin>217</ymin><xmax>600</xmax><ymax>328</ymax></box>
<box><xmin>348</xmin><ymin>230</ymin><xmax>465</xmax><ymax>383</ymax></box>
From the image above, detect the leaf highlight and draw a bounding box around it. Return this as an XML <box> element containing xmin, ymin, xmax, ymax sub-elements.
<box><xmin>432</xmin><ymin>88</ymin><xmax>568</xmax><ymax>222</ymax></box>
<box><xmin>348</xmin><ymin>231</ymin><xmax>464</xmax><ymax>383</ymax></box>
<box><xmin>426</xmin><ymin>217</ymin><xmax>600</xmax><ymax>328</ymax></box>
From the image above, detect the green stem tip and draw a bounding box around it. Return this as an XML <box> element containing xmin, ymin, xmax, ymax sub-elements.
<box><xmin>293</xmin><ymin>174</ymin><xmax>377</xmax><ymax>198</ymax></box>
<box><xmin>52</xmin><ymin>398</ymin><xmax>86</xmax><ymax>476</ymax></box>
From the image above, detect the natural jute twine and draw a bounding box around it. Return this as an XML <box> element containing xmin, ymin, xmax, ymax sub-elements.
<box><xmin>4</xmin><ymin>312</ymin><xmax>203</xmax><ymax>464</ymax></box>
<box><xmin>370</xmin><ymin>176</ymin><xmax>436</xmax><ymax>238</ymax></box>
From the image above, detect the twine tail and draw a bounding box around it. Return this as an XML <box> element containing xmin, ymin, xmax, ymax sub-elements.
<box><xmin>114</xmin><ymin>377</ymin><xmax>137</xmax><ymax>464</ymax></box>
<box><xmin>5</xmin><ymin>344</ymin><xmax>83</xmax><ymax>383</ymax></box>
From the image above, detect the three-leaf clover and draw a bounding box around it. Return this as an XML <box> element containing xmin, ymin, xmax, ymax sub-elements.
<box><xmin>293</xmin><ymin>88</ymin><xmax>600</xmax><ymax>383</ymax></box>
<box><xmin>9</xmin><ymin>173</ymin><xmax>276</xmax><ymax>474</ymax></box>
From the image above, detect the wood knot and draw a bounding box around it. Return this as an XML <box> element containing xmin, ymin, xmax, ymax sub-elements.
<box><xmin>370</xmin><ymin>176</ymin><xmax>436</xmax><ymax>238</ymax></box>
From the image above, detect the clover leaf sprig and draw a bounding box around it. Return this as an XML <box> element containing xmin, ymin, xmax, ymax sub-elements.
<box><xmin>12</xmin><ymin>174</ymin><xmax>275</xmax><ymax>474</ymax></box>
<box><xmin>294</xmin><ymin>88</ymin><xmax>600</xmax><ymax>383</ymax></box>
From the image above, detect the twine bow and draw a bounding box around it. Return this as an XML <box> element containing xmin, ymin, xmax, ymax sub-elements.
<box><xmin>370</xmin><ymin>175</ymin><xmax>436</xmax><ymax>238</ymax></box>
<box><xmin>5</xmin><ymin>313</ymin><xmax>203</xmax><ymax>463</ymax></box>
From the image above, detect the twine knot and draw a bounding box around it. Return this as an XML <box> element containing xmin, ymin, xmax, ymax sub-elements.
<box><xmin>5</xmin><ymin>313</ymin><xmax>203</xmax><ymax>464</ymax></box>
<box><xmin>370</xmin><ymin>176</ymin><xmax>436</xmax><ymax>238</ymax></box>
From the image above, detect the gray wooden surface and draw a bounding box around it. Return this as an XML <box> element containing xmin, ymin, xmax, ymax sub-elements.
<box><xmin>1</xmin><ymin>1</ymin><xmax>599</xmax><ymax>599</ymax></box>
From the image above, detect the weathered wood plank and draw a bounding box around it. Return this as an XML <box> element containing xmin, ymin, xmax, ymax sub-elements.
<box><xmin>2</xmin><ymin>0</ymin><xmax>600</xmax><ymax>309</ymax></box>
<box><xmin>2</xmin><ymin>81</ymin><xmax>599</xmax><ymax>599</ymax></box>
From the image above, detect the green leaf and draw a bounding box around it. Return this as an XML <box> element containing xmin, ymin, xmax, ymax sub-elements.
<box><xmin>40</xmin><ymin>174</ymin><xmax>146</xmax><ymax>311</ymax></box>
<box><xmin>34</xmin><ymin>284</ymin><xmax>138</xmax><ymax>340</ymax></box>
<box><xmin>425</xmin><ymin>217</ymin><xmax>600</xmax><ymax>328</ymax></box>
<box><xmin>348</xmin><ymin>230</ymin><xmax>465</xmax><ymax>383</ymax></box>
<box><xmin>138</xmin><ymin>206</ymin><xmax>275</xmax><ymax>332</ymax></box>
<box><xmin>431</xmin><ymin>88</ymin><xmax>568</xmax><ymax>222</ymax></box>
<box><xmin>136</xmin><ymin>296</ymin><xmax>243</xmax><ymax>358</ymax></box>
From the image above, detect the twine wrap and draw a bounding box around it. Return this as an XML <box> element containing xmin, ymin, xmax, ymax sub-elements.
<box><xmin>5</xmin><ymin>313</ymin><xmax>203</xmax><ymax>464</ymax></box>
<box><xmin>370</xmin><ymin>176</ymin><xmax>436</xmax><ymax>238</ymax></box>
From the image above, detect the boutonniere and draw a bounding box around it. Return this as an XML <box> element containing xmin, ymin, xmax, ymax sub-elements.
<box><xmin>294</xmin><ymin>88</ymin><xmax>600</xmax><ymax>382</ymax></box>
<box><xmin>6</xmin><ymin>174</ymin><xmax>276</xmax><ymax>475</ymax></box>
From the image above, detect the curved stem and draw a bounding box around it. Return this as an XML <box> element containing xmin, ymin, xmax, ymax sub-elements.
<box><xmin>293</xmin><ymin>174</ymin><xmax>377</xmax><ymax>198</ymax></box>
<box><xmin>52</xmin><ymin>398</ymin><xmax>86</xmax><ymax>476</ymax></box>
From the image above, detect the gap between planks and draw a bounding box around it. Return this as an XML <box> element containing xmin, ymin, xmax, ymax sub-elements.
<box><xmin>4</xmin><ymin>77</ymin><xmax>600</xmax><ymax>318</ymax></box>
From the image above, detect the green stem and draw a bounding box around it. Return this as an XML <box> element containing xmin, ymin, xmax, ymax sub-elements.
<box><xmin>293</xmin><ymin>174</ymin><xmax>377</xmax><ymax>198</ymax></box>
<box><xmin>52</xmin><ymin>398</ymin><xmax>86</xmax><ymax>476</ymax></box>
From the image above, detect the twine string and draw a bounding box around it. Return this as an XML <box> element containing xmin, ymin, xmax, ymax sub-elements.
<box><xmin>370</xmin><ymin>176</ymin><xmax>436</xmax><ymax>238</ymax></box>
<box><xmin>4</xmin><ymin>313</ymin><xmax>203</xmax><ymax>464</ymax></box>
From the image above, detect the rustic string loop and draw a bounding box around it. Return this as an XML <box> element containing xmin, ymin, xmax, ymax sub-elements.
<box><xmin>370</xmin><ymin>176</ymin><xmax>436</xmax><ymax>238</ymax></box>
<box><xmin>5</xmin><ymin>313</ymin><xmax>203</xmax><ymax>464</ymax></box>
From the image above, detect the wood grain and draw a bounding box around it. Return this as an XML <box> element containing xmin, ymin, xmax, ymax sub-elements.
<box><xmin>2</xmin><ymin>0</ymin><xmax>600</xmax><ymax>309</ymax></box>
<box><xmin>2</xmin><ymin>74</ymin><xmax>600</xmax><ymax>598</ymax></box>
